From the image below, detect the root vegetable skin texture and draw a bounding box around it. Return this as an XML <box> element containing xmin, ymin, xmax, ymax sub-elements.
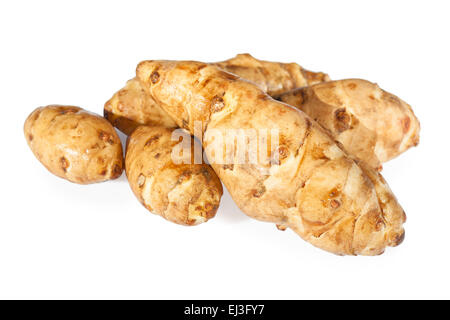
<box><xmin>125</xmin><ymin>126</ymin><xmax>223</xmax><ymax>226</ymax></box>
<box><xmin>136</xmin><ymin>60</ymin><xmax>406</xmax><ymax>256</ymax></box>
<box><xmin>103</xmin><ymin>54</ymin><xmax>329</xmax><ymax>136</ymax></box>
<box><xmin>106</xmin><ymin>79</ymin><xmax>223</xmax><ymax>226</ymax></box>
<box><xmin>104</xmin><ymin>78</ymin><xmax>177</xmax><ymax>135</ymax></box>
<box><xmin>278</xmin><ymin>79</ymin><xmax>420</xmax><ymax>169</ymax></box>
<box><xmin>213</xmin><ymin>53</ymin><xmax>330</xmax><ymax>96</ymax></box>
<box><xmin>24</xmin><ymin>105</ymin><xmax>123</xmax><ymax>184</ymax></box>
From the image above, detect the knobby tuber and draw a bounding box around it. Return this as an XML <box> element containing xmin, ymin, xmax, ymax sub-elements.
<box><xmin>135</xmin><ymin>60</ymin><xmax>406</xmax><ymax>255</ymax></box>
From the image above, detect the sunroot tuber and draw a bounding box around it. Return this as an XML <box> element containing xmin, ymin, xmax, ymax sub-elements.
<box><xmin>104</xmin><ymin>54</ymin><xmax>329</xmax><ymax>135</ymax></box>
<box><xmin>24</xmin><ymin>105</ymin><xmax>123</xmax><ymax>184</ymax></box>
<box><xmin>125</xmin><ymin>126</ymin><xmax>222</xmax><ymax>226</ymax></box>
<box><xmin>277</xmin><ymin>79</ymin><xmax>420</xmax><ymax>169</ymax></box>
<box><xmin>105</xmin><ymin>55</ymin><xmax>419</xmax><ymax>170</ymax></box>
<box><xmin>213</xmin><ymin>53</ymin><xmax>330</xmax><ymax>96</ymax></box>
<box><xmin>136</xmin><ymin>60</ymin><xmax>406</xmax><ymax>255</ymax></box>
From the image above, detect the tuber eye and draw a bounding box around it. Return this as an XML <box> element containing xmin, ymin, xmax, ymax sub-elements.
<box><xmin>150</xmin><ymin>71</ymin><xmax>160</xmax><ymax>84</ymax></box>
<box><xmin>211</xmin><ymin>96</ymin><xmax>225</xmax><ymax>112</ymax></box>
<box><xmin>60</xmin><ymin>157</ymin><xmax>69</xmax><ymax>172</ymax></box>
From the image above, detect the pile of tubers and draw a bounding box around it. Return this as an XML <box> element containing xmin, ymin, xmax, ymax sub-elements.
<box><xmin>24</xmin><ymin>54</ymin><xmax>420</xmax><ymax>256</ymax></box>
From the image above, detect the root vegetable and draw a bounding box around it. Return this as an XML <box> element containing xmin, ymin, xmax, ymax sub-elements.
<box><xmin>125</xmin><ymin>126</ymin><xmax>222</xmax><ymax>226</ymax></box>
<box><xmin>104</xmin><ymin>54</ymin><xmax>328</xmax><ymax>135</ymax></box>
<box><xmin>135</xmin><ymin>60</ymin><xmax>406</xmax><ymax>256</ymax></box>
<box><xmin>213</xmin><ymin>53</ymin><xmax>330</xmax><ymax>96</ymax></box>
<box><xmin>105</xmin><ymin>55</ymin><xmax>419</xmax><ymax>170</ymax></box>
<box><xmin>24</xmin><ymin>105</ymin><xmax>123</xmax><ymax>184</ymax></box>
<box><xmin>277</xmin><ymin>79</ymin><xmax>420</xmax><ymax>169</ymax></box>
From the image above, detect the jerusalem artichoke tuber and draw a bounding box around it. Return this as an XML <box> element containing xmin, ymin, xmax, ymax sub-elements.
<box><xmin>136</xmin><ymin>60</ymin><xmax>406</xmax><ymax>255</ymax></box>
<box><xmin>104</xmin><ymin>53</ymin><xmax>329</xmax><ymax>135</ymax></box>
<box><xmin>125</xmin><ymin>126</ymin><xmax>222</xmax><ymax>226</ymax></box>
<box><xmin>105</xmin><ymin>55</ymin><xmax>419</xmax><ymax>171</ymax></box>
<box><xmin>277</xmin><ymin>79</ymin><xmax>420</xmax><ymax>169</ymax></box>
<box><xmin>24</xmin><ymin>105</ymin><xmax>123</xmax><ymax>184</ymax></box>
<box><xmin>213</xmin><ymin>53</ymin><xmax>330</xmax><ymax>96</ymax></box>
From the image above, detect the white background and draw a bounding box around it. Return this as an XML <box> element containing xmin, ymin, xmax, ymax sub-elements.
<box><xmin>1</xmin><ymin>0</ymin><xmax>449</xmax><ymax>299</ymax></box>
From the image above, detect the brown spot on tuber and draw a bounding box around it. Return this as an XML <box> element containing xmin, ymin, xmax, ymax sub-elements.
<box><xmin>211</xmin><ymin>96</ymin><xmax>225</xmax><ymax>112</ymax></box>
<box><xmin>177</xmin><ymin>170</ymin><xmax>192</xmax><ymax>185</ymax></box>
<box><xmin>375</xmin><ymin>219</ymin><xmax>385</xmax><ymax>231</ymax></box>
<box><xmin>91</xmin><ymin>143</ymin><xmax>101</xmax><ymax>150</ymax></box>
<box><xmin>334</xmin><ymin>108</ymin><xmax>351</xmax><ymax>133</ymax></box>
<box><xmin>60</xmin><ymin>157</ymin><xmax>69</xmax><ymax>172</ymax></box>
<box><xmin>276</xmin><ymin>224</ymin><xmax>287</xmax><ymax>231</ymax></box>
<box><xmin>99</xmin><ymin>169</ymin><xmax>107</xmax><ymax>176</ymax></box>
<box><xmin>145</xmin><ymin>135</ymin><xmax>160</xmax><ymax>147</ymax></box>
<box><xmin>277</xmin><ymin>145</ymin><xmax>289</xmax><ymax>160</ymax></box>
<box><xmin>294</xmin><ymin>88</ymin><xmax>308</xmax><ymax>105</ymax></box>
<box><xmin>154</xmin><ymin>153</ymin><xmax>161</xmax><ymax>159</ymax></box>
<box><xmin>99</xmin><ymin>131</ymin><xmax>114</xmax><ymax>144</ymax></box>
<box><xmin>59</xmin><ymin>107</ymin><xmax>78</xmax><ymax>115</ymax></box>
<box><xmin>401</xmin><ymin>117</ymin><xmax>411</xmax><ymax>133</ymax></box>
<box><xmin>112</xmin><ymin>164</ymin><xmax>122</xmax><ymax>178</ymax></box>
<box><xmin>222</xmin><ymin>164</ymin><xmax>234</xmax><ymax>170</ymax></box>
<box><xmin>330</xmin><ymin>199</ymin><xmax>340</xmax><ymax>209</ymax></box>
<box><xmin>196</xmin><ymin>64</ymin><xmax>207</xmax><ymax>72</ymax></box>
<box><xmin>328</xmin><ymin>187</ymin><xmax>340</xmax><ymax>198</ymax></box>
<box><xmin>118</xmin><ymin>89</ymin><xmax>128</xmax><ymax>97</ymax></box>
<box><xmin>311</xmin><ymin>146</ymin><xmax>329</xmax><ymax>160</ymax></box>
<box><xmin>392</xmin><ymin>230</ymin><xmax>405</xmax><ymax>246</ymax></box>
<box><xmin>32</xmin><ymin>109</ymin><xmax>42</xmax><ymax>122</ymax></box>
<box><xmin>251</xmin><ymin>185</ymin><xmax>266</xmax><ymax>198</ymax></box>
<box><xmin>347</xmin><ymin>83</ymin><xmax>357</xmax><ymax>90</ymax></box>
<box><xmin>150</xmin><ymin>71</ymin><xmax>160</xmax><ymax>84</ymax></box>
<box><xmin>205</xmin><ymin>203</ymin><xmax>218</xmax><ymax>219</ymax></box>
<box><xmin>258</xmin><ymin>93</ymin><xmax>271</xmax><ymax>101</ymax></box>
<box><xmin>28</xmin><ymin>134</ymin><xmax>33</xmax><ymax>141</ymax></box>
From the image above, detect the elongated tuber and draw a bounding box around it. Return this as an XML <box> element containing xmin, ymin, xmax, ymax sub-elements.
<box><xmin>277</xmin><ymin>79</ymin><xmax>420</xmax><ymax>169</ymax></box>
<box><xmin>213</xmin><ymin>53</ymin><xmax>330</xmax><ymax>96</ymax></box>
<box><xmin>104</xmin><ymin>54</ymin><xmax>329</xmax><ymax>135</ymax></box>
<box><xmin>136</xmin><ymin>60</ymin><xmax>406</xmax><ymax>255</ymax></box>
<box><xmin>105</xmin><ymin>55</ymin><xmax>419</xmax><ymax>170</ymax></box>
<box><xmin>126</xmin><ymin>126</ymin><xmax>222</xmax><ymax>226</ymax></box>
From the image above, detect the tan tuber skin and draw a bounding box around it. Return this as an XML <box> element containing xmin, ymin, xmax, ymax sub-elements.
<box><xmin>104</xmin><ymin>54</ymin><xmax>328</xmax><ymax>135</ymax></box>
<box><xmin>24</xmin><ymin>105</ymin><xmax>123</xmax><ymax>184</ymax></box>
<box><xmin>105</xmin><ymin>54</ymin><xmax>419</xmax><ymax>170</ymax></box>
<box><xmin>213</xmin><ymin>53</ymin><xmax>330</xmax><ymax>96</ymax></box>
<box><xmin>277</xmin><ymin>79</ymin><xmax>420</xmax><ymax>170</ymax></box>
<box><xmin>104</xmin><ymin>78</ymin><xmax>177</xmax><ymax>135</ymax></box>
<box><xmin>135</xmin><ymin>60</ymin><xmax>406</xmax><ymax>256</ymax></box>
<box><xmin>104</xmin><ymin>78</ymin><xmax>224</xmax><ymax>227</ymax></box>
<box><xmin>126</xmin><ymin>126</ymin><xmax>222</xmax><ymax>226</ymax></box>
